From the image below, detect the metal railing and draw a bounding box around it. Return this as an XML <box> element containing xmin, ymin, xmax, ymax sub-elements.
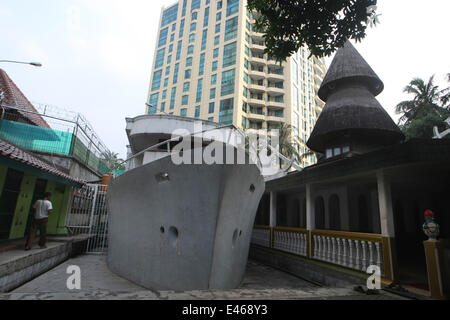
<box><xmin>66</xmin><ymin>184</ymin><xmax>109</xmax><ymax>253</ymax></box>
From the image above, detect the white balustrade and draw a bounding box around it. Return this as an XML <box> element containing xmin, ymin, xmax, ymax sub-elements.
<box><xmin>311</xmin><ymin>233</ymin><xmax>385</xmax><ymax>275</ymax></box>
<box><xmin>251</xmin><ymin>228</ymin><xmax>271</xmax><ymax>248</ymax></box>
<box><xmin>272</xmin><ymin>229</ymin><xmax>308</xmax><ymax>257</ymax></box>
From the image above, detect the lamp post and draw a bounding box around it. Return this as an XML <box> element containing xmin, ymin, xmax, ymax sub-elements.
<box><xmin>0</xmin><ymin>60</ymin><xmax>42</xmax><ymax>67</ymax></box>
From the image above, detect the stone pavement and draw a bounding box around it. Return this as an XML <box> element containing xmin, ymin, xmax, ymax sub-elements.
<box><xmin>0</xmin><ymin>255</ymin><xmax>407</xmax><ymax>300</ymax></box>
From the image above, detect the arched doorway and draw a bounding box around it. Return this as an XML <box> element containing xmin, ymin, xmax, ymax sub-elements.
<box><xmin>315</xmin><ymin>196</ymin><xmax>325</xmax><ymax>229</ymax></box>
<box><xmin>329</xmin><ymin>194</ymin><xmax>341</xmax><ymax>230</ymax></box>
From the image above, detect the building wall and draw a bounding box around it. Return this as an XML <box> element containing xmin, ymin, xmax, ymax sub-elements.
<box><xmin>0</xmin><ymin>165</ymin><xmax>72</xmax><ymax>241</ymax></box>
<box><xmin>146</xmin><ymin>0</ymin><xmax>326</xmax><ymax>167</ymax></box>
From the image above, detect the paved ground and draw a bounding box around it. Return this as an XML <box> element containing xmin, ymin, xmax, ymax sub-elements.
<box><xmin>0</xmin><ymin>255</ymin><xmax>407</xmax><ymax>300</ymax></box>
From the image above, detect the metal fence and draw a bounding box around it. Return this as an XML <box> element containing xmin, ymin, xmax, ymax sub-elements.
<box><xmin>66</xmin><ymin>184</ymin><xmax>109</xmax><ymax>254</ymax></box>
<box><xmin>0</xmin><ymin>102</ymin><xmax>112</xmax><ymax>176</ymax></box>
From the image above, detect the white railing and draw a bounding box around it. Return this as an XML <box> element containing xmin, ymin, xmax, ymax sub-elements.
<box><xmin>273</xmin><ymin>227</ymin><xmax>308</xmax><ymax>257</ymax></box>
<box><xmin>312</xmin><ymin>231</ymin><xmax>384</xmax><ymax>275</ymax></box>
<box><xmin>251</xmin><ymin>226</ymin><xmax>271</xmax><ymax>248</ymax></box>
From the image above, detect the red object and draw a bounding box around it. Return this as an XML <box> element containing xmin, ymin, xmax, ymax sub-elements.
<box><xmin>424</xmin><ymin>210</ymin><xmax>435</xmax><ymax>218</ymax></box>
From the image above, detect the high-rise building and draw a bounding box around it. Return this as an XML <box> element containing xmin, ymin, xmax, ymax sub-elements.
<box><xmin>146</xmin><ymin>0</ymin><xmax>326</xmax><ymax>166</ymax></box>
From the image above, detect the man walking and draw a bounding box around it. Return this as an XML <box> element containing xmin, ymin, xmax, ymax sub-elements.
<box><xmin>25</xmin><ymin>192</ymin><xmax>53</xmax><ymax>250</ymax></box>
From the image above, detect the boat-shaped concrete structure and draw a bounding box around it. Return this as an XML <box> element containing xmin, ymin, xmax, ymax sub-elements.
<box><xmin>106</xmin><ymin>115</ymin><xmax>265</xmax><ymax>291</ymax></box>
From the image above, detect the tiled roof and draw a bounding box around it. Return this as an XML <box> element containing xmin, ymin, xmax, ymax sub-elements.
<box><xmin>0</xmin><ymin>69</ymin><xmax>50</xmax><ymax>128</ymax></box>
<box><xmin>0</xmin><ymin>137</ymin><xmax>84</xmax><ymax>185</ymax></box>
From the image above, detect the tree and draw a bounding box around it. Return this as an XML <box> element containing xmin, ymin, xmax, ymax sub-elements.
<box><xmin>440</xmin><ymin>73</ymin><xmax>450</xmax><ymax>109</ymax></box>
<box><xmin>396</xmin><ymin>76</ymin><xmax>450</xmax><ymax>140</ymax></box>
<box><xmin>247</xmin><ymin>0</ymin><xmax>378</xmax><ymax>61</ymax></box>
<box><xmin>102</xmin><ymin>150</ymin><xmax>125</xmax><ymax>171</ymax></box>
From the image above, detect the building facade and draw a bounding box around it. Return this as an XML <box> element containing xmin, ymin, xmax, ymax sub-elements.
<box><xmin>146</xmin><ymin>0</ymin><xmax>327</xmax><ymax>167</ymax></box>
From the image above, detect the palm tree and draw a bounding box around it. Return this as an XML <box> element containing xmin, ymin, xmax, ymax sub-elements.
<box><xmin>395</xmin><ymin>76</ymin><xmax>446</xmax><ymax>125</ymax></box>
<box><xmin>440</xmin><ymin>73</ymin><xmax>450</xmax><ymax>109</ymax></box>
<box><xmin>102</xmin><ymin>150</ymin><xmax>125</xmax><ymax>170</ymax></box>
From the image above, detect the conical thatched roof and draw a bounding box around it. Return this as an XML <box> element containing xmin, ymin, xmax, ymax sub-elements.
<box><xmin>318</xmin><ymin>41</ymin><xmax>384</xmax><ymax>101</ymax></box>
<box><xmin>307</xmin><ymin>41</ymin><xmax>404</xmax><ymax>154</ymax></box>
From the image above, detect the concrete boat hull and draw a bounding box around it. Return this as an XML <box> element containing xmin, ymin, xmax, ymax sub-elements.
<box><xmin>106</xmin><ymin>151</ymin><xmax>265</xmax><ymax>291</ymax></box>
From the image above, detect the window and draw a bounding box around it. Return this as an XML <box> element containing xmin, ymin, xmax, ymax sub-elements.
<box><xmin>244</xmin><ymin>58</ymin><xmax>249</xmax><ymax>69</ymax></box>
<box><xmin>183</xmin><ymin>82</ymin><xmax>190</xmax><ymax>92</ymax></box>
<box><xmin>199</xmin><ymin>53</ymin><xmax>205</xmax><ymax>75</ymax></box>
<box><xmin>216</xmin><ymin>12</ymin><xmax>222</xmax><ymax>21</ymax></box>
<box><xmin>185</xmin><ymin>69</ymin><xmax>191</xmax><ymax>79</ymax></box>
<box><xmin>211</xmin><ymin>74</ymin><xmax>217</xmax><ymax>85</ymax></box>
<box><xmin>196</xmin><ymin>79</ymin><xmax>203</xmax><ymax>103</ymax></box>
<box><xmin>181</xmin><ymin>108</ymin><xmax>187</xmax><ymax>117</ymax></box>
<box><xmin>203</xmin><ymin>7</ymin><xmax>210</xmax><ymax>27</ymax></box>
<box><xmin>213</xmin><ymin>48</ymin><xmax>219</xmax><ymax>58</ymax></box>
<box><xmin>172</xmin><ymin>23</ymin><xmax>176</xmax><ymax>32</ymax></box>
<box><xmin>209</xmin><ymin>102</ymin><xmax>215</xmax><ymax>113</ymax></box>
<box><xmin>214</xmin><ymin>35</ymin><xmax>220</xmax><ymax>46</ymax></box>
<box><xmin>170</xmin><ymin>33</ymin><xmax>175</xmax><ymax>42</ymax></box>
<box><xmin>186</xmin><ymin>57</ymin><xmax>193</xmax><ymax>67</ymax></box>
<box><xmin>158</xmin><ymin>28</ymin><xmax>169</xmax><ymax>47</ymax></box>
<box><xmin>170</xmin><ymin>87</ymin><xmax>176</xmax><ymax>109</ymax></box>
<box><xmin>176</xmin><ymin>40</ymin><xmax>182</xmax><ymax>60</ymax></box>
<box><xmin>210</xmin><ymin>88</ymin><xmax>216</xmax><ymax>99</ymax></box>
<box><xmin>155</xmin><ymin>49</ymin><xmax>165</xmax><ymax>68</ymax></box>
<box><xmin>201</xmin><ymin>29</ymin><xmax>208</xmax><ymax>51</ymax></box>
<box><xmin>189</xmin><ymin>33</ymin><xmax>195</xmax><ymax>43</ymax></box>
<box><xmin>161</xmin><ymin>4</ymin><xmax>179</xmax><ymax>27</ymax></box>
<box><xmin>195</xmin><ymin>106</ymin><xmax>200</xmax><ymax>118</ymax></box>
<box><xmin>219</xmin><ymin>98</ymin><xmax>234</xmax><ymax>124</ymax></box>
<box><xmin>179</xmin><ymin>19</ymin><xmax>185</xmax><ymax>38</ymax></box>
<box><xmin>162</xmin><ymin>90</ymin><xmax>167</xmax><ymax>99</ymax></box>
<box><xmin>161</xmin><ymin>102</ymin><xmax>166</xmax><ymax>112</ymax></box>
<box><xmin>151</xmin><ymin>70</ymin><xmax>162</xmax><ymax>91</ymax></box>
<box><xmin>190</xmin><ymin>22</ymin><xmax>197</xmax><ymax>32</ymax></box>
<box><xmin>217</xmin><ymin>1</ymin><xmax>222</xmax><ymax>10</ymax></box>
<box><xmin>215</xmin><ymin>23</ymin><xmax>221</xmax><ymax>33</ymax></box>
<box><xmin>208</xmin><ymin>117</ymin><xmax>214</xmax><ymax>122</ymax></box>
<box><xmin>245</xmin><ymin>45</ymin><xmax>249</xmax><ymax>56</ymax></box>
<box><xmin>168</xmin><ymin>44</ymin><xmax>173</xmax><ymax>53</ymax></box>
<box><xmin>212</xmin><ymin>61</ymin><xmax>218</xmax><ymax>71</ymax></box>
<box><xmin>182</xmin><ymin>95</ymin><xmax>189</xmax><ymax>105</ymax></box>
<box><xmin>149</xmin><ymin>93</ymin><xmax>159</xmax><ymax>114</ymax></box>
<box><xmin>226</xmin><ymin>0</ymin><xmax>239</xmax><ymax>17</ymax></box>
<box><xmin>164</xmin><ymin>78</ymin><xmax>168</xmax><ymax>87</ymax></box>
<box><xmin>243</xmin><ymin>72</ymin><xmax>248</xmax><ymax>84</ymax></box>
<box><xmin>221</xmin><ymin>69</ymin><xmax>235</xmax><ymax>96</ymax></box>
<box><xmin>182</xmin><ymin>0</ymin><xmax>187</xmax><ymax>17</ymax></box>
<box><xmin>224</xmin><ymin>16</ymin><xmax>238</xmax><ymax>41</ymax></box>
<box><xmin>192</xmin><ymin>11</ymin><xmax>198</xmax><ymax>21</ymax></box>
<box><xmin>191</xmin><ymin>0</ymin><xmax>201</xmax><ymax>11</ymax></box>
<box><xmin>173</xmin><ymin>63</ymin><xmax>179</xmax><ymax>84</ymax></box>
<box><xmin>223</xmin><ymin>41</ymin><xmax>237</xmax><ymax>68</ymax></box>
<box><xmin>188</xmin><ymin>45</ymin><xmax>194</xmax><ymax>54</ymax></box>
<box><xmin>167</xmin><ymin>55</ymin><xmax>172</xmax><ymax>64</ymax></box>
<box><xmin>165</xmin><ymin>66</ymin><xmax>170</xmax><ymax>76</ymax></box>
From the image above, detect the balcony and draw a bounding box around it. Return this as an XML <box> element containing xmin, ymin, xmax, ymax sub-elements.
<box><xmin>247</xmin><ymin>112</ymin><xmax>266</xmax><ymax>122</ymax></box>
<box><xmin>266</xmin><ymin>86</ymin><xmax>285</xmax><ymax>96</ymax></box>
<box><xmin>247</xmin><ymin>98</ymin><xmax>266</xmax><ymax>107</ymax></box>
<box><xmin>266</xmin><ymin>71</ymin><xmax>284</xmax><ymax>81</ymax></box>
<box><xmin>248</xmin><ymin>69</ymin><xmax>266</xmax><ymax>80</ymax></box>
<box><xmin>248</xmin><ymin>83</ymin><xmax>266</xmax><ymax>93</ymax></box>
<box><xmin>250</xmin><ymin>42</ymin><xmax>265</xmax><ymax>52</ymax></box>
<box><xmin>267</xmin><ymin>100</ymin><xmax>284</xmax><ymax>109</ymax></box>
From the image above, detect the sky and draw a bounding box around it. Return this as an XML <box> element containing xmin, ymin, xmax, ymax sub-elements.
<box><xmin>0</xmin><ymin>0</ymin><xmax>449</xmax><ymax>159</ymax></box>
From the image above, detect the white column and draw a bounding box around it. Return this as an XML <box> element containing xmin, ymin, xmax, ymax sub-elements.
<box><xmin>270</xmin><ymin>191</ymin><xmax>277</xmax><ymax>228</ymax></box>
<box><xmin>306</xmin><ymin>184</ymin><xmax>315</xmax><ymax>231</ymax></box>
<box><xmin>376</xmin><ymin>170</ymin><xmax>395</xmax><ymax>237</ymax></box>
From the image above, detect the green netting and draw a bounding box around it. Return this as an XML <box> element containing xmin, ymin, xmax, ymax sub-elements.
<box><xmin>98</xmin><ymin>161</ymin><xmax>110</xmax><ymax>175</ymax></box>
<box><xmin>0</xmin><ymin>120</ymin><xmax>113</xmax><ymax>176</ymax></box>
<box><xmin>0</xmin><ymin>120</ymin><xmax>72</xmax><ymax>155</ymax></box>
<box><xmin>71</xmin><ymin>137</ymin><xmax>89</xmax><ymax>163</ymax></box>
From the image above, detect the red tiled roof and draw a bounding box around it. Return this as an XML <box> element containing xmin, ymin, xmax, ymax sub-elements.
<box><xmin>0</xmin><ymin>137</ymin><xmax>84</xmax><ymax>185</ymax></box>
<box><xmin>0</xmin><ymin>69</ymin><xmax>50</xmax><ymax>128</ymax></box>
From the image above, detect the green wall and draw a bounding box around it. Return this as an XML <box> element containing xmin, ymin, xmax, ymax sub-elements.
<box><xmin>46</xmin><ymin>181</ymin><xmax>70</xmax><ymax>236</ymax></box>
<box><xmin>9</xmin><ymin>174</ymin><xmax>37</xmax><ymax>240</ymax></box>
